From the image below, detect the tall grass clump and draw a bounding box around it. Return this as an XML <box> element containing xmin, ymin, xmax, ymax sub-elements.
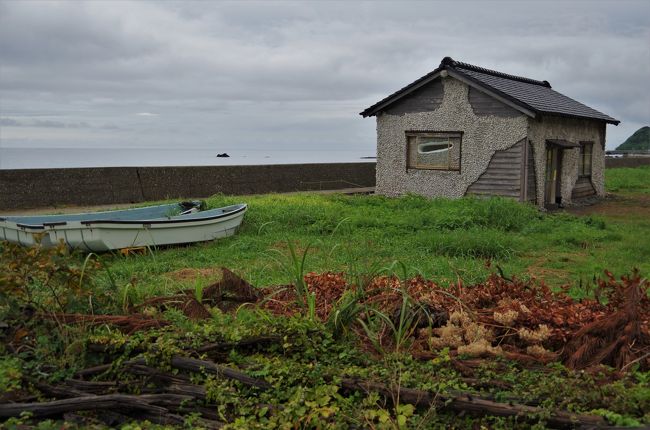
<box><xmin>465</xmin><ymin>197</ymin><xmax>541</xmax><ymax>231</ymax></box>
<box><xmin>419</xmin><ymin>228</ymin><xmax>519</xmax><ymax>260</ymax></box>
<box><xmin>520</xmin><ymin>212</ymin><xmax>613</xmax><ymax>250</ymax></box>
<box><xmin>342</xmin><ymin>195</ymin><xmax>541</xmax><ymax>234</ymax></box>
<box><xmin>606</xmin><ymin>166</ymin><xmax>650</xmax><ymax>193</ymax></box>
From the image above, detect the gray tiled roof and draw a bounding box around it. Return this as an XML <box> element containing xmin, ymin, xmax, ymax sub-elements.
<box><xmin>361</xmin><ymin>57</ymin><xmax>620</xmax><ymax>125</ymax></box>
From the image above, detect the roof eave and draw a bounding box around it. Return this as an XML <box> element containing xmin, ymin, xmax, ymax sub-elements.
<box><xmin>539</xmin><ymin>112</ymin><xmax>620</xmax><ymax>126</ymax></box>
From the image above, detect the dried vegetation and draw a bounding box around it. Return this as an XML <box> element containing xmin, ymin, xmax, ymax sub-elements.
<box><xmin>261</xmin><ymin>268</ymin><xmax>650</xmax><ymax>371</ymax></box>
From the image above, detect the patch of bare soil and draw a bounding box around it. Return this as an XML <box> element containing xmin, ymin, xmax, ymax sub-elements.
<box><xmin>164</xmin><ymin>267</ymin><xmax>222</xmax><ymax>283</ymax></box>
<box><xmin>140</xmin><ymin>267</ymin><xmax>260</xmax><ymax>318</ymax></box>
<box><xmin>566</xmin><ymin>193</ymin><xmax>650</xmax><ymax>218</ymax></box>
<box><xmin>524</xmin><ymin>254</ymin><xmax>577</xmax><ymax>283</ymax></box>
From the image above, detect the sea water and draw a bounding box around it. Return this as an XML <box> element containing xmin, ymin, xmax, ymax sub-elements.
<box><xmin>0</xmin><ymin>147</ymin><xmax>375</xmax><ymax>169</ymax></box>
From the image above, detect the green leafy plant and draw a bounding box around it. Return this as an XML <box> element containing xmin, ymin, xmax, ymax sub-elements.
<box><xmin>306</xmin><ymin>291</ymin><xmax>317</xmax><ymax>322</ymax></box>
<box><xmin>0</xmin><ymin>356</ymin><xmax>22</xmax><ymax>394</ymax></box>
<box><xmin>0</xmin><ymin>241</ymin><xmax>97</xmax><ymax>318</ymax></box>
<box><xmin>193</xmin><ymin>278</ymin><xmax>205</xmax><ymax>303</ymax></box>
<box><xmin>358</xmin><ymin>261</ymin><xmax>433</xmax><ymax>353</ymax></box>
<box><xmin>327</xmin><ymin>287</ymin><xmax>366</xmax><ymax>338</ymax></box>
<box><xmin>269</xmin><ymin>239</ymin><xmax>318</xmax><ymax>303</ymax></box>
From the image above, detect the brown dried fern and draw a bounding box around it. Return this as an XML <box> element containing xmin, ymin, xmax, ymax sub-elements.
<box><xmin>562</xmin><ymin>271</ymin><xmax>649</xmax><ymax>370</ymax></box>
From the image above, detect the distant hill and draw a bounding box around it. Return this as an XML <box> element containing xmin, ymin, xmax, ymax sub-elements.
<box><xmin>616</xmin><ymin>126</ymin><xmax>650</xmax><ymax>151</ymax></box>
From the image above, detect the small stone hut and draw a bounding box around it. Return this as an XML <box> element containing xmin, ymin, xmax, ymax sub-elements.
<box><xmin>360</xmin><ymin>57</ymin><xmax>620</xmax><ymax>208</ymax></box>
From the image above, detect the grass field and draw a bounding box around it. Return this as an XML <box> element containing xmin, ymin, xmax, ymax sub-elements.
<box><xmin>606</xmin><ymin>165</ymin><xmax>650</xmax><ymax>193</ymax></box>
<box><xmin>94</xmin><ymin>166</ymin><xmax>650</xmax><ymax>305</ymax></box>
<box><xmin>1</xmin><ymin>166</ymin><xmax>649</xmax><ymax>429</ymax></box>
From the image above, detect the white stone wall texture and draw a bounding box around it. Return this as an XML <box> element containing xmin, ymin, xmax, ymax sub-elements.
<box><xmin>527</xmin><ymin>116</ymin><xmax>605</xmax><ymax>207</ymax></box>
<box><xmin>375</xmin><ymin>76</ymin><xmax>607</xmax><ymax>208</ymax></box>
<box><xmin>376</xmin><ymin>78</ymin><xmax>528</xmax><ymax>198</ymax></box>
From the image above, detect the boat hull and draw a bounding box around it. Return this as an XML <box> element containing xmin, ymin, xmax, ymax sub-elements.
<box><xmin>1</xmin><ymin>203</ymin><xmax>247</xmax><ymax>252</ymax></box>
<box><xmin>0</xmin><ymin>225</ymin><xmax>54</xmax><ymax>248</ymax></box>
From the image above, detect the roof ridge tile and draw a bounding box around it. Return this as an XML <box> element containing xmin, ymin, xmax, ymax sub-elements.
<box><xmin>441</xmin><ymin>57</ymin><xmax>550</xmax><ymax>87</ymax></box>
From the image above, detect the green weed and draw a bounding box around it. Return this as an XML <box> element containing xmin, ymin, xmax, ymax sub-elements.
<box><xmin>606</xmin><ymin>166</ymin><xmax>650</xmax><ymax>192</ymax></box>
<box><xmin>422</xmin><ymin>227</ymin><xmax>518</xmax><ymax>260</ymax></box>
<box><xmin>88</xmin><ymin>188</ymin><xmax>649</xmax><ymax>296</ymax></box>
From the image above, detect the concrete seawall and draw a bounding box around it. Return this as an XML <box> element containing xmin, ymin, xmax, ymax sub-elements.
<box><xmin>0</xmin><ymin>163</ymin><xmax>377</xmax><ymax>210</ymax></box>
<box><xmin>2</xmin><ymin>159</ymin><xmax>646</xmax><ymax>210</ymax></box>
<box><xmin>605</xmin><ymin>157</ymin><xmax>650</xmax><ymax>169</ymax></box>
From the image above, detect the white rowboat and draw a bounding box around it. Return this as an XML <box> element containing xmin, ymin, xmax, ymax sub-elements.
<box><xmin>0</xmin><ymin>202</ymin><xmax>247</xmax><ymax>252</ymax></box>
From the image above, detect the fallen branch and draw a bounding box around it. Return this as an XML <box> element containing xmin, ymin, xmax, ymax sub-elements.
<box><xmin>125</xmin><ymin>356</ymin><xmax>272</xmax><ymax>390</ymax></box>
<box><xmin>75</xmin><ymin>363</ymin><xmax>112</xmax><ymax>379</ymax></box>
<box><xmin>29</xmin><ymin>379</ymin><xmax>87</xmax><ymax>399</ymax></box>
<box><xmin>124</xmin><ymin>363</ymin><xmax>207</xmax><ymax>399</ymax></box>
<box><xmin>39</xmin><ymin>313</ymin><xmax>168</xmax><ymax>333</ymax></box>
<box><xmin>339</xmin><ymin>377</ymin><xmax>609</xmax><ymax>429</ymax></box>
<box><xmin>63</xmin><ymin>379</ymin><xmax>118</xmax><ymax>395</ymax></box>
<box><xmin>0</xmin><ymin>394</ymin><xmax>190</xmax><ymax>424</ymax></box>
<box><xmin>25</xmin><ymin>372</ymin><xmax>225</xmax><ymax>428</ymax></box>
<box><xmin>171</xmin><ymin>356</ymin><xmax>272</xmax><ymax>389</ymax></box>
<box><xmin>125</xmin><ymin>363</ymin><xmax>192</xmax><ymax>384</ymax></box>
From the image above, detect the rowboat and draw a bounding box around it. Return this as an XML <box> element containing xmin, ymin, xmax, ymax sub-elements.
<box><xmin>0</xmin><ymin>201</ymin><xmax>247</xmax><ymax>252</ymax></box>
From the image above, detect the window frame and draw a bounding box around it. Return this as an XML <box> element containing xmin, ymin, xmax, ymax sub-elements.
<box><xmin>578</xmin><ymin>141</ymin><xmax>593</xmax><ymax>177</ymax></box>
<box><xmin>405</xmin><ymin>130</ymin><xmax>463</xmax><ymax>172</ymax></box>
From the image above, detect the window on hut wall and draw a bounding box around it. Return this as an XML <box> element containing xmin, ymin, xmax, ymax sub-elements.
<box><xmin>578</xmin><ymin>141</ymin><xmax>593</xmax><ymax>177</ymax></box>
<box><xmin>406</xmin><ymin>132</ymin><xmax>462</xmax><ymax>171</ymax></box>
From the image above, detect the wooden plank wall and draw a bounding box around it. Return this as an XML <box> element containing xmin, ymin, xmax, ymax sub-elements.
<box><xmin>384</xmin><ymin>80</ymin><xmax>444</xmax><ymax>115</ymax></box>
<box><xmin>468</xmin><ymin>87</ymin><xmax>521</xmax><ymax>117</ymax></box>
<box><xmin>571</xmin><ymin>177</ymin><xmax>596</xmax><ymax>199</ymax></box>
<box><xmin>466</xmin><ymin>139</ymin><xmax>524</xmax><ymax>198</ymax></box>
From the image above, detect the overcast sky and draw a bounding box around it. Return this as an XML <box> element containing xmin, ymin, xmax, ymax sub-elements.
<box><xmin>1</xmin><ymin>0</ymin><xmax>648</xmax><ymax>160</ymax></box>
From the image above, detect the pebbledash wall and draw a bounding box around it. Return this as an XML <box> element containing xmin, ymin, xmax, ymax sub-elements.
<box><xmin>527</xmin><ymin>116</ymin><xmax>605</xmax><ymax>207</ymax></box>
<box><xmin>376</xmin><ymin>77</ymin><xmax>528</xmax><ymax>198</ymax></box>
<box><xmin>376</xmin><ymin>75</ymin><xmax>611</xmax><ymax>207</ymax></box>
<box><xmin>0</xmin><ymin>163</ymin><xmax>376</xmax><ymax>210</ymax></box>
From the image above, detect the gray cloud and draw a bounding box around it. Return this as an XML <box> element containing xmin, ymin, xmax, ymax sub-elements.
<box><xmin>0</xmin><ymin>118</ymin><xmax>20</xmax><ymax>126</ymax></box>
<box><xmin>0</xmin><ymin>118</ymin><xmax>104</xmax><ymax>129</ymax></box>
<box><xmin>0</xmin><ymin>0</ymin><xmax>648</xmax><ymax>158</ymax></box>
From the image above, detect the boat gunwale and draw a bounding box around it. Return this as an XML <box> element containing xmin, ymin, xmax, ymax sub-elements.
<box><xmin>14</xmin><ymin>224</ymin><xmax>46</xmax><ymax>230</ymax></box>
<box><xmin>0</xmin><ymin>201</ymin><xmax>204</xmax><ymax>227</ymax></box>
<box><xmin>2</xmin><ymin>203</ymin><xmax>246</xmax><ymax>230</ymax></box>
<box><xmin>75</xmin><ymin>204</ymin><xmax>247</xmax><ymax>226</ymax></box>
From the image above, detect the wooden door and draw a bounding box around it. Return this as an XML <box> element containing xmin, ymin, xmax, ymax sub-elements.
<box><xmin>545</xmin><ymin>147</ymin><xmax>562</xmax><ymax>206</ymax></box>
